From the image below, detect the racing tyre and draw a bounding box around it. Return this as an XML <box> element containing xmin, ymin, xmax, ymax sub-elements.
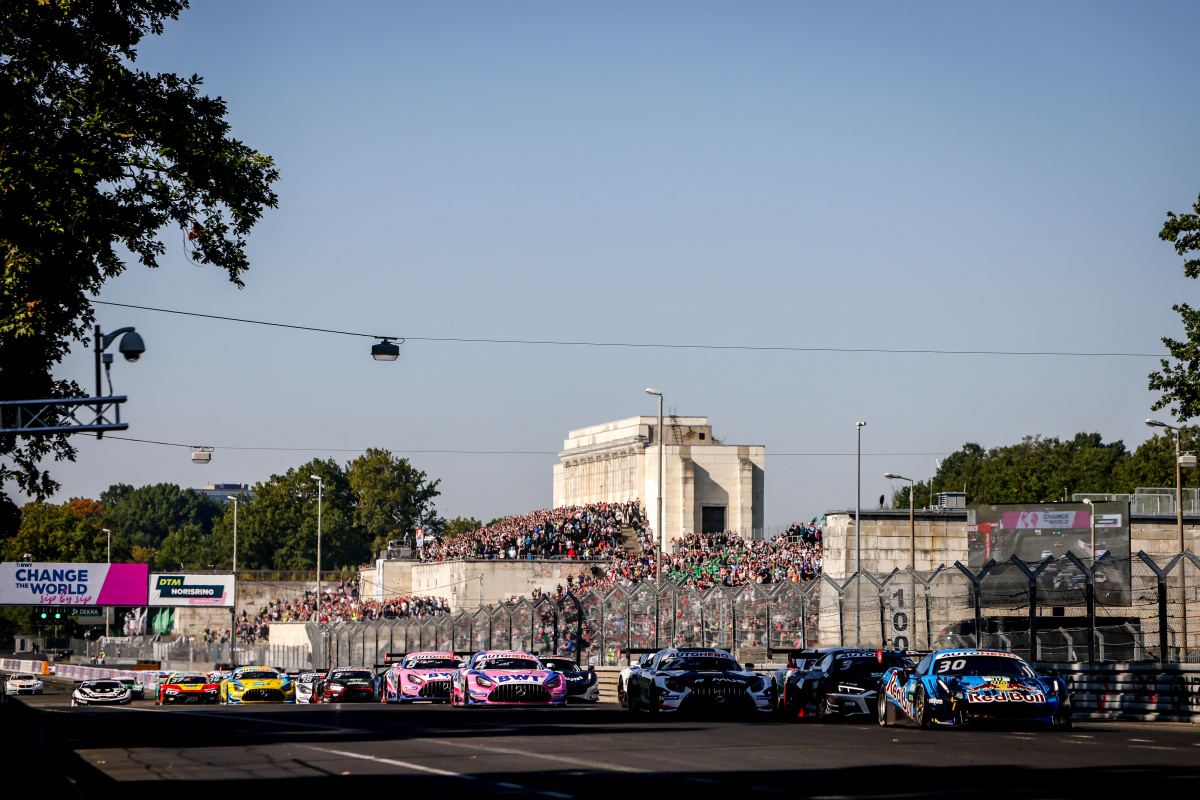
<box><xmin>812</xmin><ymin>690</ymin><xmax>832</xmax><ymax>722</ymax></box>
<box><xmin>876</xmin><ymin>685</ymin><xmax>889</xmax><ymax>727</ymax></box>
<box><xmin>625</xmin><ymin>684</ymin><xmax>638</xmax><ymax>713</ymax></box>
<box><xmin>913</xmin><ymin>685</ymin><xmax>933</xmax><ymax>729</ymax></box>
<box><xmin>617</xmin><ymin>678</ymin><xmax>626</xmax><ymax>706</ymax></box>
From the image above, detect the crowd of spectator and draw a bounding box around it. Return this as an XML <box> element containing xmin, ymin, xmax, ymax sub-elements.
<box><xmin>420</xmin><ymin>500</ymin><xmax>649</xmax><ymax>562</ymax></box>
<box><xmin>247</xmin><ymin>578</ymin><xmax>450</xmax><ymax>640</ymax></box>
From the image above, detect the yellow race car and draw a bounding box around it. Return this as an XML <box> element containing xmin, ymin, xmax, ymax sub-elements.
<box><xmin>220</xmin><ymin>666</ymin><xmax>296</xmax><ymax>704</ymax></box>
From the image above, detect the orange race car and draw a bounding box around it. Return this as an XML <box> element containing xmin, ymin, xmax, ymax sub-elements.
<box><xmin>156</xmin><ymin>672</ymin><xmax>221</xmax><ymax>705</ymax></box>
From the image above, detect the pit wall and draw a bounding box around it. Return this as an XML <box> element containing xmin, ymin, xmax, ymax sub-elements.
<box><xmin>411</xmin><ymin>560</ymin><xmax>604</xmax><ymax>611</ymax></box>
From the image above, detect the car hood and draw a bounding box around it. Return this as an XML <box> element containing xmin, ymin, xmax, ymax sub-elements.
<box><xmin>473</xmin><ymin>669</ymin><xmax>553</xmax><ymax>683</ymax></box>
<box><xmin>230</xmin><ymin>679</ymin><xmax>289</xmax><ymax>689</ymax></box>
<box><xmin>942</xmin><ymin>675</ymin><xmax>1048</xmax><ymax>696</ymax></box>
<box><xmin>398</xmin><ymin>669</ymin><xmax>456</xmax><ymax>679</ymax></box>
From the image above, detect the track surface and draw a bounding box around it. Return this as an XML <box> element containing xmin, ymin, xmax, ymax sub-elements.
<box><xmin>8</xmin><ymin>674</ymin><xmax>1200</xmax><ymax>798</ymax></box>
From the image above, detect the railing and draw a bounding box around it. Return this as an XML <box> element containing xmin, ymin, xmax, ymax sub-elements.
<box><xmin>74</xmin><ymin>637</ymin><xmax>312</xmax><ymax>671</ymax></box>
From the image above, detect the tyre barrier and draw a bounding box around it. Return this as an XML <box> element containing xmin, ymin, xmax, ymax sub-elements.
<box><xmin>1038</xmin><ymin>662</ymin><xmax>1200</xmax><ymax>723</ymax></box>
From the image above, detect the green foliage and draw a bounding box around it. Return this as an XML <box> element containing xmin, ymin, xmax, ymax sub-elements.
<box><xmin>0</xmin><ymin>0</ymin><xmax>278</xmax><ymax>508</ymax></box>
<box><xmin>1150</xmin><ymin>193</ymin><xmax>1200</xmax><ymax>421</ymax></box>
<box><xmin>102</xmin><ymin>482</ymin><xmax>223</xmax><ymax>551</ymax></box>
<box><xmin>347</xmin><ymin>448</ymin><xmax>441</xmax><ymax>552</ymax></box>
<box><xmin>445</xmin><ymin>516</ymin><xmax>483</xmax><ymax>538</ymax></box>
<box><xmin>1</xmin><ymin>498</ymin><xmax>129</xmax><ymax>562</ymax></box>
<box><xmin>892</xmin><ymin>430</ymin><xmax>1196</xmax><ymax>508</ymax></box>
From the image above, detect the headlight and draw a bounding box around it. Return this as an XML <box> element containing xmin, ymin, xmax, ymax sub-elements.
<box><xmin>752</xmin><ymin>678</ymin><xmax>770</xmax><ymax>693</ymax></box>
<box><xmin>544</xmin><ymin>675</ymin><xmax>562</xmax><ymax>689</ymax></box>
<box><xmin>474</xmin><ymin>675</ymin><xmax>494</xmax><ymax>687</ymax></box>
<box><xmin>664</xmin><ymin>677</ymin><xmax>686</xmax><ymax>692</ymax></box>
<box><xmin>837</xmin><ymin>684</ymin><xmax>865</xmax><ymax>694</ymax></box>
<box><xmin>165</xmin><ymin>687</ymin><xmax>179</xmax><ymax>693</ymax></box>
<box><xmin>408</xmin><ymin>674</ymin><xmax>425</xmax><ymax>685</ymax></box>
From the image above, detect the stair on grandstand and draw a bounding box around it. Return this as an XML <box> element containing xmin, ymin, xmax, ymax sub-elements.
<box><xmin>619</xmin><ymin>523</ymin><xmax>643</xmax><ymax>555</ymax></box>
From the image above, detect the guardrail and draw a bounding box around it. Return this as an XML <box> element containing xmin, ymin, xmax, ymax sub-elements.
<box><xmin>1038</xmin><ymin>662</ymin><xmax>1200</xmax><ymax>723</ymax></box>
<box><xmin>0</xmin><ymin>658</ymin><xmax>49</xmax><ymax>675</ymax></box>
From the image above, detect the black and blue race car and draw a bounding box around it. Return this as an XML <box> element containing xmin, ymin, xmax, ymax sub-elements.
<box><xmin>877</xmin><ymin>649</ymin><xmax>1072</xmax><ymax>729</ymax></box>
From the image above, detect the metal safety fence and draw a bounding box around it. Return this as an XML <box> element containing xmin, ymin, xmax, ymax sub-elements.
<box><xmin>308</xmin><ymin>578</ymin><xmax>823</xmax><ymax>669</ymax></box>
<box><xmin>818</xmin><ymin>551</ymin><xmax>1200</xmax><ymax>664</ymax></box>
<box><xmin>74</xmin><ymin>636</ymin><xmax>312</xmax><ymax>671</ymax></box>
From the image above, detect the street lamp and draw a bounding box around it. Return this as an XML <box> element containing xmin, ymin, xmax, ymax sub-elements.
<box><xmin>1146</xmin><ymin>419</ymin><xmax>1186</xmax><ymax>552</ymax></box>
<box><xmin>884</xmin><ymin>473</ymin><xmax>915</xmax><ymax>569</ymax></box>
<box><xmin>311</xmin><ymin>475</ymin><xmax>324</xmax><ymax>618</ymax></box>
<box><xmin>93</xmin><ymin>324</ymin><xmax>144</xmax><ymax>439</ymax></box>
<box><xmin>855</xmin><ymin>421</ymin><xmax>866</xmax><ymax>645</ymax></box>
<box><xmin>228</xmin><ymin>495</ymin><xmax>239</xmax><ymax>668</ymax></box>
<box><xmin>371</xmin><ymin>338</ymin><xmax>401</xmax><ymax>361</ymax></box>
<box><xmin>646</xmin><ymin>389</ymin><xmax>664</xmax><ymax>586</ymax></box>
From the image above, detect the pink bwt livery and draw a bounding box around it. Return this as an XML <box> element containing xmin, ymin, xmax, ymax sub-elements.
<box><xmin>451</xmin><ymin>650</ymin><xmax>567</xmax><ymax>706</ymax></box>
<box><xmin>383</xmin><ymin>652</ymin><xmax>463</xmax><ymax>703</ymax></box>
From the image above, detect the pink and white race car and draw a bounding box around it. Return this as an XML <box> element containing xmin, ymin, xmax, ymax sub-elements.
<box><xmin>450</xmin><ymin>650</ymin><xmax>568</xmax><ymax>707</ymax></box>
<box><xmin>381</xmin><ymin>652</ymin><xmax>463</xmax><ymax>703</ymax></box>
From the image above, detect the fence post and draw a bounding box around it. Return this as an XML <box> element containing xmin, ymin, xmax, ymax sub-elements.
<box><xmin>823</xmin><ymin>573</ymin><xmax>857</xmax><ymax>648</ymax></box>
<box><xmin>953</xmin><ymin>559</ymin><xmax>997</xmax><ymax>649</ymax></box>
<box><xmin>905</xmin><ymin>565</ymin><xmax>946</xmax><ymax>651</ymax></box>
<box><xmin>1009</xmin><ymin>555</ymin><xmax>1052</xmax><ymax>662</ymax></box>
<box><xmin>1064</xmin><ymin>551</ymin><xmax>1110</xmax><ymax>664</ymax></box>
<box><xmin>861</xmin><ymin>569</ymin><xmax>899</xmax><ymax>649</ymax></box>
<box><xmin>1137</xmin><ymin>551</ymin><xmax>1183</xmax><ymax>663</ymax></box>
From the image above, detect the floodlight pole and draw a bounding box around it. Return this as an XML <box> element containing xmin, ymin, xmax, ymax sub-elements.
<box><xmin>312</xmin><ymin>476</ymin><xmax>324</xmax><ymax>620</ymax></box>
<box><xmin>855</xmin><ymin>421</ymin><xmax>866</xmax><ymax>645</ymax></box>
<box><xmin>229</xmin><ymin>495</ymin><xmax>238</xmax><ymax>668</ymax></box>
<box><xmin>103</xmin><ymin>528</ymin><xmax>112</xmax><ymax>638</ymax></box>
<box><xmin>646</xmin><ymin>389</ymin><xmax>664</xmax><ymax>588</ymax></box>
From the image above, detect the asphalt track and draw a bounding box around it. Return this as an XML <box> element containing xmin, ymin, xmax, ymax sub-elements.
<box><xmin>7</xmin><ymin>674</ymin><xmax>1200</xmax><ymax>799</ymax></box>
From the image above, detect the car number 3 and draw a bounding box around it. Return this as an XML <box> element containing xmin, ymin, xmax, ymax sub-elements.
<box><xmin>935</xmin><ymin>659</ymin><xmax>966</xmax><ymax>674</ymax></box>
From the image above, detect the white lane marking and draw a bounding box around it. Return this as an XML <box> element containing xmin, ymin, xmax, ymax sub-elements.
<box><xmin>541</xmin><ymin>793</ymin><xmax>573</xmax><ymax>798</ymax></box>
<box><xmin>1130</xmin><ymin>745</ymin><xmax>1177</xmax><ymax>751</ymax></box>
<box><xmin>1128</xmin><ymin>738</ymin><xmax>1154</xmax><ymax>743</ymax></box>
<box><xmin>431</xmin><ymin>738</ymin><xmax>647</xmax><ymax>773</ymax></box>
<box><xmin>495</xmin><ymin>783</ymin><xmax>525</xmax><ymax>789</ymax></box>
<box><xmin>303</xmin><ymin>745</ymin><xmax>476</xmax><ymax>779</ymax></box>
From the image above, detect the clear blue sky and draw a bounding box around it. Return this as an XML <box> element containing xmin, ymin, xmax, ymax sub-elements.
<box><xmin>38</xmin><ymin>1</ymin><xmax>1200</xmax><ymax>527</ymax></box>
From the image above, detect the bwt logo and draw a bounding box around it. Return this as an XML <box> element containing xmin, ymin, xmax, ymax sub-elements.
<box><xmin>495</xmin><ymin>674</ymin><xmax>538</xmax><ymax>683</ymax></box>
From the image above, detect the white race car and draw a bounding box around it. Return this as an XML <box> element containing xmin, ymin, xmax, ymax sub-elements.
<box><xmin>617</xmin><ymin>652</ymin><xmax>656</xmax><ymax>705</ymax></box>
<box><xmin>294</xmin><ymin>671</ymin><xmax>326</xmax><ymax>704</ymax></box>
<box><xmin>72</xmin><ymin>679</ymin><xmax>133</xmax><ymax>706</ymax></box>
<box><xmin>4</xmin><ymin>673</ymin><xmax>44</xmax><ymax>695</ymax></box>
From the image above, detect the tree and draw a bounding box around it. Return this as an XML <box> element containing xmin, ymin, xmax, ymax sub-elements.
<box><xmin>102</xmin><ymin>482</ymin><xmax>223</xmax><ymax>551</ymax></box>
<box><xmin>445</xmin><ymin>516</ymin><xmax>483</xmax><ymax>538</ymax></box>
<box><xmin>1150</xmin><ymin>193</ymin><xmax>1200</xmax><ymax>421</ymax></box>
<box><xmin>2</xmin><ymin>498</ymin><xmax>130</xmax><ymax>563</ymax></box>
<box><xmin>346</xmin><ymin>449</ymin><xmax>441</xmax><ymax>552</ymax></box>
<box><xmin>0</xmin><ymin>1</ymin><xmax>279</xmax><ymax>512</ymax></box>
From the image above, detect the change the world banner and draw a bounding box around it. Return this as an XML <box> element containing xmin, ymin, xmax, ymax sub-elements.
<box><xmin>148</xmin><ymin>573</ymin><xmax>234</xmax><ymax>607</ymax></box>
<box><xmin>0</xmin><ymin>562</ymin><xmax>149</xmax><ymax>606</ymax></box>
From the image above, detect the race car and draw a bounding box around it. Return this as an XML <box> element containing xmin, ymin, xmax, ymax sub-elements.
<box><xmin>4</xmin><ymin>673</ymin><xmax>44</xmax><ymax>695</ymax></box>
<box><xmin>624</xmin><ymin>647</ymin><xmax>774</xmax><ymax>715</ymax></box>
<box><xmin>117</xmin><ymin>676</ymin><xmax>145</xmax><ymax>700</ymax></box>
<box><xmin>878</xmin><ymin>649</ymin><xmax>1072</xmax><ymax>729</ymax></box>
<box><xmin>319</xmin><ymin>667</ymin><xmax>378</xmax><ymax>703</ymax></box>
<box><xmin>770</xmin><ymin>649</ymin><xmax>823</xmax><ymax>716</ymax></box>
<box><xmin>72</xmin><ymin>679</ymin><xmax>133</xmax><ymax>707</ymax></box>
<box><xmin>219</xmin><ymin>666</ymin><xmax>296</xmax><ymax>704</ymax></box>
<box><xmin>539</xmin><ymin>656</ymin><xmax>600</xmax><ymax>702</ymax></box>
<box><xmin>450</xmin><ymin>650</ymin><xmax>567</xmax><ymax>707</ymax></box>
<box><xmin>785</xmin><ymin>648</ymin><xmax>915</xmax><ymax>721</ymax></box>
<box><xmin>617</xmin><ymin>652</ymin><xmax>657</xmax><ymax>705</ymax></box>
<box><xmin>156</xmin><ymin>672</ymin><xmax>221</xmax><ymax>705</ymax></box>
<box><xmin>295</xmin><ymin>670</ymin><xmax>326</xmax><ymax>704</ymax></box>
<box><xmin>381</xmin><ymin>652</ymin><xmax>461</xmax><ymax>703</ymax></box>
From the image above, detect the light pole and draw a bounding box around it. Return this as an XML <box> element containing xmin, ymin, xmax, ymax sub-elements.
<box><xmin>855</xmin><ymin>421</ymin><xmax>866</xmax><ymax>645</ymax></box>
<box><xmin>103</xmin><ymin>528</ymin><xmax>112</xmax><ymax>638</ymax></box>
<box><xmin>228</xmin><ymin>495</ymin><xmax>239</xmax><ymax>668</ymax></box>
<box><xmin>646</xmin><ymin>389</ymin><xmax>664</xmax><ymax>586</ymax></box>
<box><xmin>884</xmin><ymin>473</ymin><xmax>916</xmax><ymax>569</ymax></box>
<box><xmin>1146</xmin><ymin>419</ymin><xmax>1185</xmax><ymax>552</ymax></box>
<box><xmin>311</xmin><ymin>475</ymin><xmax>324</xmax><ymax>619</ymax></box>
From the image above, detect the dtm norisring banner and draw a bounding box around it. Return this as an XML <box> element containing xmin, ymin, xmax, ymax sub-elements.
<box><xmin>0</xmin><ymin>562</ymin><xmax>149</xmax><ymax>606</ymax></box>
<box><xmin>148</xmin><ymin>573</ymin><xmax>234</xmax><ymax>607</ymax></box>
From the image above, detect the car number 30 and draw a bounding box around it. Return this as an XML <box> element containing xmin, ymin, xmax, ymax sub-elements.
<box><xmin>935</xmin><ymin>659</ymin><xmax>966</xmax><ymax>674</ymax></box>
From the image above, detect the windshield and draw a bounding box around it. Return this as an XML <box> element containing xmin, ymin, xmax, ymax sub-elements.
<box><xmin>932</xmin><ymin>656</ymin><xmax>1036</xmax><ymax>679</ymax></box>
<box><xmin>169</xmin><ymin>676</ymin><xmax>208</xmax><ymax>685</ymax></box>
<box><xmin>540</xmin><ymin>659</ymin><xmax>580</xmax><ymax>672</ymax></box>
<box><xmin>835</xmin><ymin>655</ymin><xmax>911</xmax><ymax>674</ymax></box>
<box><xmin>658</xmin><ymin>656</ymin><xmax>742</xmax><ymax>672</ymax></box>
<box><xmin>235</xmin><ymin>670</ymin><xmax>279</xmax><ymax>681</ymax></box>
<box><xmin>476</xmin><ymin>657</ymin><xmax>541</xmax><ymax>671</ymax></box>
<box><xmin>85</xmin><ymin>681</ymin><xmax>122</xmax><ymax>690</ymax></box>
<box><xmin>12</xmin><ymin>675</ymin><xmax>34</xmax><ymax>680</ymax></box>
<box><xmin>405</xmin><ymin>658</ymin><xmax>460</xmax><ymax>669</ymax></box>
<box><xmin>330</xmin><ymin>671</ymin><xmax>374</xmax><ymax>682</ymax></box>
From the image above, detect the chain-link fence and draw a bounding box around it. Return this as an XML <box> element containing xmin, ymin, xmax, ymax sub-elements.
<box><xmin>818</xmin><ymin>551</ymin><xmax>1200</xmax><ymax>663</ymax></box>
<box><xmin>308</xmin><ymin>578</ymin><xmax>822</xmax><ymax>668</ymax></box>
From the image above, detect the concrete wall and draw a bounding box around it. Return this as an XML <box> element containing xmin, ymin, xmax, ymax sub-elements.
<box><xmin>411</xmin><ymin>560</ymin><xmax>604</xmax><ymax>611</ymax></box>
<box><xmin>171</xmin><ymin>580</ymin><xmax>314</xmax><ymax>636</ymax></box>
<box><xmin>821</xmin><ymin>510</ymin><xmax>1200</xmax><ymax>579</ymax></box>
<box><xmin>357</xmin><ymin>560</ymin><xmax>414</xmax><ymax>603</ymax></box>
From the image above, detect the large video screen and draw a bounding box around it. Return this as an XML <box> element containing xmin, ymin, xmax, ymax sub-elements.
<box><xmin>966</xmin><ymin>501</ymin><xmax>1130</xmax><ymax>607</ymax></box>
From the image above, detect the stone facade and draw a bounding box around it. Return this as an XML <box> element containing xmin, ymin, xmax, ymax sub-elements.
<box><xmin>551</xmin><ymin>415</ymin><xmax>765</xmax><ymax>544</ymax></box>
<box><xmin>411</xmin><ymin>559</ymin><xmax>602</xmax><ymax>612</ymax></box>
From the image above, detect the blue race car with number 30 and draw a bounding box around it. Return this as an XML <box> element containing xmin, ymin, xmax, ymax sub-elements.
<box><xmin>877</xmin><ymin>649</ymin><xmax>1072</xmax><ymax>729</ymax></box>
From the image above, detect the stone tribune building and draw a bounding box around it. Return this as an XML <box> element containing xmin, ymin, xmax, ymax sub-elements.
<box><xmin>551</xmin><ymin>415</ymin><xmax>765</xmax><ymax>545</ymax></box>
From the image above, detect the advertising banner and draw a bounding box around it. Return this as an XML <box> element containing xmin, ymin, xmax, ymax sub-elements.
<box><xmin>0</xmin><ymin>562</ymin><xmax>148</xmax><ymax>606</ymax></box>
<box><xmin>148</xmin><ymin>573</ymin><xmax>234</xmax><ymax>607</ymax></box>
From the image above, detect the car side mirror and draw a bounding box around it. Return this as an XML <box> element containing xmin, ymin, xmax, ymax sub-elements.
<box><xmin>744</xmin><ymin>663</ymin><xmax>755</xmax><ymax>670</ymax></box>
<box><xmin>787</xmin><ymin>660</ymin><xmax>796</xmax><ymax>669</ymax></box>
<box><xmin>903</xmin><ymin>665</ymin><xmax>915</xmax><ymax>678</ymax></box>
<box><xmin>588</xmin><ymin>666</ymin><xmax>595</xmax><ymax>673</ymax></box>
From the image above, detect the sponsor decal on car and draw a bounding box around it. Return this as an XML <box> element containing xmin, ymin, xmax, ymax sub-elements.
<box><xmin>966</xmin><ymin>687</ymin><xmax>1046</xmax><ymax>704</ymax></box>
<box><xmin>883</xmin><ymin>673</ymin><xmax>915</xmax><ymax>717</ymax></box>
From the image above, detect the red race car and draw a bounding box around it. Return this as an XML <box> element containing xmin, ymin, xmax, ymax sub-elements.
<box><xmin>320</xmin><ymin>667</ymin><xmax>378</xmax><ymax>703</ymax></box>
<box><xmin>157</xmin><ymin>672</ymin><xmax>221</xmax><ymax>705</ymax></box>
